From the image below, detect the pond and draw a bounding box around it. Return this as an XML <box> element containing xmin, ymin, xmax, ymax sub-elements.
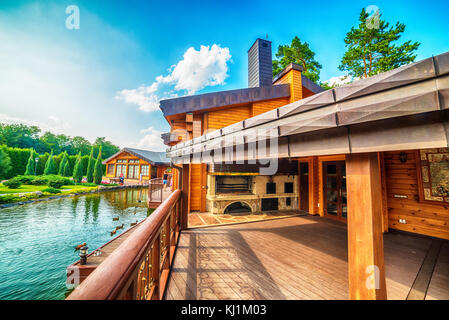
<box><xmin>0</xmin><ymin>188</ymin><xmax>151</xmax><ymax>300</ymax></box>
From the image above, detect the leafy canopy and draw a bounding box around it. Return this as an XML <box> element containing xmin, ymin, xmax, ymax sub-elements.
<box><xmin>339</xmin><ymin>8</ymin><xmax>420</xmax><ymax>78</ymax></box>
<box><xmin>272</xmin><ymin>36</ymin><xmax>322</xmax><ymax>83</ymax></box>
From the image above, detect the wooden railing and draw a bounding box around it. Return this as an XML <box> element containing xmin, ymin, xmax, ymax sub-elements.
<box><xmin>148</xmin><ymin>177</ymin><xmax>164</xmax><ymax>203</ymax></box>
<box><xmin>67</xmin><ymin>189</ymin><xmax>182</xmax><ymax>300</ymax></box>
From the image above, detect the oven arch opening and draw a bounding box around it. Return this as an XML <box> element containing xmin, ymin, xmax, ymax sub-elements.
<box><xmin>224</xmin><ymin>202</ymin><xmax>252</xmax><ymax>215</ymax></box>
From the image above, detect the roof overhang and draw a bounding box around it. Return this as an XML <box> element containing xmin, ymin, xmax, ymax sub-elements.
<box><xmin>159</xmin><ymin>84</ymin><xmax>290</xmax><ymax>117</ymax></box>
<box><xmin>166</xmin><ymin>51</ymin><xmax>449</xmax><ymax>164</ymax></box>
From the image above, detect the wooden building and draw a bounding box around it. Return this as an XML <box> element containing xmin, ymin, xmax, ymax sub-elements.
<box><xmin>103</xmin><ymin>147</ymin><xmax>170</xmax><ymax>183</ymax></box>
<box><xmin>67</xmin><ymin>40</ymin><xmax>449</xmax><ymax>301</ymax></box>
<box><xmin>163</xmin><ymin>39</ymin><xmax>449</xmax><ymax>299</ymax></box>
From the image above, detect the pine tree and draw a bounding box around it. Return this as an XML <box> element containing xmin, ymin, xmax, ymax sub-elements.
<box><xmin>72</xmin><ymin>152</ymin><xmax>84</xmax><ymax>183</ymax></box>
<box><xmin>25</xmin><ymin>149</ymin><xmax>35</xmax><ymax>175</ymax></box>
<box><xmin>44</xmin><ymin>150</ymin><xmax>56</xmax><ymax>175</ymax></box>
<box><xmin>93</xmin><ymin>147</ymin><xmax>103</xmax><ymax>185</ymax></box>
<box><xmin>63</xmin><ymin>161</ymin><xmax>71</xmax><ymax>177</ymax></box>
<box><xmin>339</xmin><ymin>8</ymin><xmax>420</xmax><ymax>78</ymax></box>
<box><xmin>58</xmin><ymin>152</ymin><xmax>69</xmax><ymax>176</ymax></box>
<box><xmin>86</xmin><ymin>147</ymin><xmax>95</xmax><ymax>183</ymax></box>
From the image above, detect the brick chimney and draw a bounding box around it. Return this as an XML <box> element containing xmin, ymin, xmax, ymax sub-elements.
<box><xmin>248</xmin><ymin>39</ymin><xmax>273</xmax><ymax>88</ymax></box>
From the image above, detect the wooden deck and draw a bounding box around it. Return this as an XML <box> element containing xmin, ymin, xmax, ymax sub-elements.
<box><xmin>165</xmin><ymin>215</ymin><xmax>449</xmax><ymax>300</ymax></box>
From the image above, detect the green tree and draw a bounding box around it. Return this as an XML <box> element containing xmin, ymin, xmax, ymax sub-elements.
<box><xmin>72</xmin><ymin>152</ymin><xmax>84</xmax><ymax>183</ymax></box>
<box><xmin>63</xmin><ymin>161</ymin><xmax>71</xmax><ymax>177</ymax></box>
<box><xmin>58</xmin><ymin>152</ymin><xmax>69</xmax><ymax>175</ymax></box>
<box><xmin>24</xmin><ymin>149</ymin><xmax>35</xmax><ymax>175</ymax></box>
<box><xmin>44</xmin><ymin>150</ymin><xmax>56</xmax><ymax>175</ymax></box>
<box><xmin>0</xmin><ymin>148</ymin><xmax>12</xmax><ymax>179</ymax></box>
<box><xmin>93</xmin><ymin>137</ymin><xmax>119</xmax><ymax>159</ymax></box>
<box><xmin>339</xmin><ymin>8</ymin><xmax>420</xmax><ymax>78</ymax></box>
<box><xmin>71</xmin><ymin>136</ymin><xmax>91</xmax><ymax>155</ymax></box>
<box><xmin>272</xmin><ymin>36</ymin><xmax>323</xmax><ymax>83</ymax></box>
<box><xmin>0</xmin><ymin>123</ymin><xmax>41</xmax><ymax>149</ymax></box>
<box><xmin>93</xmin><ymin>147</ymin><xmax>103</xmax><ymax>184</ymax></box>
<box><xmin>86</xmin><ymin>147</ymin><xmax>95</xmax><ymax>183</ymax></box>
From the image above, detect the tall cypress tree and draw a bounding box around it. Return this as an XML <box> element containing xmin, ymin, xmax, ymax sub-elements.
<box><xmin>63</xmin><ymin>161</ymin><xmax>71</xmax><ymax>177</ymax></box>
<box><xmin>44</xmin><ymin>150</ymin><xmax>56</xmax><ymax>175</ymax></box>
<box><xmin>72</xmin><ymin>152</ymin><xmax>84</xmax><ymax>183</ymax></box>
<box><xmin>58</xmin><ymin>152</ymin><xmax>69</xmax><ymax>176</ymax></box>
<box><xmin>86</xmin><ymin>147</ymin><xmax>95</xmax><ymax>183</ymax></box>
<box><xmin>93</xmin><ymin>147</ymin><xmax>103</xmax><ymax>185</ymax></box>
<box><xmin>24</xmin><ymin>149</ymin><xmax>35</xmax><ymax>175</ymax></box>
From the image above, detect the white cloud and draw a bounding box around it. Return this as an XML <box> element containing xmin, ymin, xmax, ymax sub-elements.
<box><xmin>116</xmin><ymin>44</ymin><xmax>232</xmax><ymax>112</ymax></box>
<box><xmin>129</xmin><ymin>126</ymin><xmax>166</xmax><ymax>151</ymax></box>
<box><xmin>0</xmin><ymin>113</ymin><xmax>72</xmax><ymax>135</ymax></box>
<box><xmin>322</xmin><ymin>75</ymin><xmax>355</xmax><ymax>88</ymax></box>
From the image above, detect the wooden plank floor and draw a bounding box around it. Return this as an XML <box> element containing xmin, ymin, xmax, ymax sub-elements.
<box><xmin>165</xmin><ymin>215</ymin><xmax>448</xmax><ymax>300</ymax></box>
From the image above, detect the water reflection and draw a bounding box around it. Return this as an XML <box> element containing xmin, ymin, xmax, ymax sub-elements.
<box><xmin>0</xmin><ymin>187</ymin><xmax>149</xmax><ymax>300</ymax></box>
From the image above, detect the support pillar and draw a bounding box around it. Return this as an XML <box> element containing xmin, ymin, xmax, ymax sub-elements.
<box><xmin>346</xmin><ymin>152</ymin><xmax>387</xmax><ymax>300</ymax></box>
<box><xmin>180</xmin><ymin>164</ymin><xmax>190</xmax><ymax>230</ymax></box>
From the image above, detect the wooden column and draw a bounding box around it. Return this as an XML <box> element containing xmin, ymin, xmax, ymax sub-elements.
<box><xmin>346</xmin><ymin>153</ymin><xmax>387</xmax><ymax>300</ymax></box>
<box><xmin>180</xmin><ymin>164</ymin><xmax>190</xmax><ymax>230</ymax></box>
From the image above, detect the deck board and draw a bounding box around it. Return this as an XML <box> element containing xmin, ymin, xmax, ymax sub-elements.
<box><xmin>165</xmin><ymin>215</ymin><xmax>446</xmax><ymax>300</ymax></box>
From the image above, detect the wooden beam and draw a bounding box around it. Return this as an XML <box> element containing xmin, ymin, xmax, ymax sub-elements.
<box><xmin>347</xmin><ymin>153</ymin><xmax>387</xmax><ymax>300</ymax></box>
<box><xmin>180</xmin><ymin>164</ymin><xmax>190</xmax><ymax>230</ymax></box>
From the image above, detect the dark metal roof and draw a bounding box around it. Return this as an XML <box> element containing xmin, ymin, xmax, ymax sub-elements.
<box><xmin>159</xmin><ymin>84</ymin><xmax>290</xmax><ymax>117</ymax></box>
<box><xmin>103</xmin><ymin>147</ymin><xmax>170</xmax><ymax>166</ymax></box>
<box><xmin>167</xmin><ymin>50</ymin><xmax>449</xmax><ymax>162</ymax></box>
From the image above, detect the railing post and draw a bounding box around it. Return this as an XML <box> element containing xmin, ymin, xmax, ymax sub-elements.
<box><xmin>151</xmin><ymin>236</ymin><xmax>160</xmax><ymax>300</ymax></box>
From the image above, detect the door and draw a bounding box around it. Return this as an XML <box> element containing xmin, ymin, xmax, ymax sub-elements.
<box><xmin>299</xmin><ymin>162</ymin><xmax>309</xmax><ymax>211</ymax></box>
<box><xmin>323</xmin><ymin>161</ymin><xmax>347</xmax><ymax>221</ymax></box>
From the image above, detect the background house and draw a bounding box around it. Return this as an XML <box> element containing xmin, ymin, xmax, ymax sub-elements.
<box><xmin>103</xmin><ymin>147</ymin><xmax>170</xmax><ymax>183</ymax></box>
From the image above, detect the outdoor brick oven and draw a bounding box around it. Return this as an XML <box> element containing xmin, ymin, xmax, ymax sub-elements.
<box><xmin>206</xmin><ymin>162</ymin><xmax>299</xmax><ymax>215</ymax></box>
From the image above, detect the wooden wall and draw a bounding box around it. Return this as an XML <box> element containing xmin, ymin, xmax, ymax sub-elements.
<box><xmin>252</xmin><ymin>97</ymin><xmax>290</xmax><ymax>116</ymax></box>
<box><xmin>384</xmin><ymin>150</ymin><xmax>449</xmax><ymax>240</ymax></box>
<box><xmin>189</xmin><ymin>164</ymin><xmax>202</xmax><ymax>211</ymax></box>
<box><xmin>273</xmin><ymin>68</ymin><xmax>302</xmax><ymax>103</ymax></box>
<box><xmin>208</xmin><ymin>105</ymin><xmax>252</xmax><ymax>130</ymax></box>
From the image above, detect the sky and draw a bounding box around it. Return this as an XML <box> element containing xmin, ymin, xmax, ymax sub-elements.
<box><xmin>1</xmin><ymin>0</ymin><xmax>449</xmax><ymax>151</ymax></box>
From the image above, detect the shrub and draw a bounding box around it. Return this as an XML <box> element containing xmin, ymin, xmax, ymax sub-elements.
<box><xmin>47</xmin><ymin>179</ymin><xmax>64</xmax><ymax>189</ymax></box>
<box><xmin>31</xmin><ymin>176</ymin><xmax>48</xmax><ymax>185</ymax></box>
<box><xmin>81</xmin><ymin>182</ymin><xmax>97</xmax><ymax>187</ymax></box>
<box><xmin>0</xmin><ymin>194</ymin><xmax>17</xmax><ymax>204</ymax></box>
<box><xmin>0</xmin><ymin>148</ymin><xmax>12</xmax><ymax>179</ymax></box>
<box><xmin>3</xmin><ymin>178</ymin><xmax>22</xmax><ymax>189</ymax></box>
<box><xmin>14</xmin><ymin>175</ymin><xmax>35</xmax><ymax>184</ymax></box>
<box><xmin>42</xmin><ymin>187</ymin><xmax>61</xmax><ymax>194</ymax></box>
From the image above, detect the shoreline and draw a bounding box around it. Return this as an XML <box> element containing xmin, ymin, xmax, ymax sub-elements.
<box><xmin>0</xmin><ymin>184</ymin><xmax>147</xmax><ymax>209</ymax></box>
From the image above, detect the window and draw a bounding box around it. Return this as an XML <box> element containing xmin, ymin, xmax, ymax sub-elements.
<box><xmin>116</xmin><ymin>159</ymin><xmax>126</xmax><ymax>163</ymax></box>
<box><xmin>116</xmin><ymin>164</ymin><xmax>126</xmax><ymax>177</ymax></box>
<box><xmin>107</xmin><ymin>164</ymin><xmax>114</xmax><ymax>175</ymax></box>
<box><xmin>128</xmin><ymin>165</ymin><xmax>139</xmax><ymax>179</ymax></box>
<box><xmin>284</xmin><ymin>182</ymin><xmax>294</xmax><ymax>193</ymax></box>
<box><xmin>266</xmin><ymin>182</ymin><xmax>276</xmax><ymax>194</ymax></box>
<box><xmin>141</xmin><ymin>165</ymin><xmax>149</xmax><ymax>176</ymax></box>
<box><xmin>129</xmin><ymin>159</ymin><xmax>139</xmax><ymax>164</ymax></box>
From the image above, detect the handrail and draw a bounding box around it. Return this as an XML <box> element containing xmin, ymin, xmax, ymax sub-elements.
<box><xmin>67</xmin><ymin>189</ymin><xmax>182</xmax><ymax>300</ymax></box>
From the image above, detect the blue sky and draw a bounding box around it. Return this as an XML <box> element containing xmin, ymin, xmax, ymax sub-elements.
<box><xmin>1</xmin><ymin>0</ymin><xmax>448</xmax><ymax>150</ymax></box>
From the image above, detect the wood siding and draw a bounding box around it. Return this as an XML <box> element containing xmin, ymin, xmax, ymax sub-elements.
<box><xmin>208</xmin><ymin>105</ymin><xmax>252</xmax><ymax>130</ymax></box>
<box><xmin>273</xmin><ymin>69</ymin><xmax>303</xmax><ymax>103</ymax></box>
<box><xmin>189</xmin><ymin>164</ymin><xmax>202</xmax><ymax>211</ymax></box>
<box><xmin>384</xmin><ymin>151</ymin><xmax>449</xmax><ymax>240</ymax></box>
<box><xmin>252</xmin><ymin>97</ymin><xmax>290</xmax><ymax>116</ymax></box>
